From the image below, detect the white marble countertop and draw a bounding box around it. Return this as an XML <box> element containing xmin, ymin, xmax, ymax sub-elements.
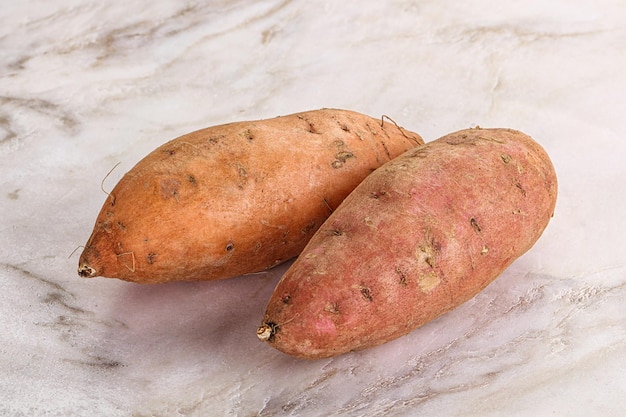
<box><xmin>1</xmin><ymin>1</ymin><xmax>625</xmax><ymax>416</ymax></box>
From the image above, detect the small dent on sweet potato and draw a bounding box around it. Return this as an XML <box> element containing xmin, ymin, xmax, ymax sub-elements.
<box><xmin>470</xmin><ymin>217</ymin><xmax>482</xmax><ymax>233</ymax></box>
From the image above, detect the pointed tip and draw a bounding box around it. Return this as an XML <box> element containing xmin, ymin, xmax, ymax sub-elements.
<box><xmin>78</xmin><ymin>263</ymin><xmax>97</xmax><ymax>278</ymax></box>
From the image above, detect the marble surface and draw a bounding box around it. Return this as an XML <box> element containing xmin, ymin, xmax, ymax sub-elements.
<box><xmin>1</xmin><ymin>0</ymin><xmax>625</xmax><ymax>415</ymax></box>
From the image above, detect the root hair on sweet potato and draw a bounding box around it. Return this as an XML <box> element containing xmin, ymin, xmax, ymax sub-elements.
<box><xmin>380</xmin><ymin>114</ymin><xmax>421</xmax><ymax>143</ymax></box>
<box><xmin>68</xmin><ymin>245</ymin><xmax>85</xmax><ymax>259</ymax></box>
<box><xmin>116</xmin><ymin>251</ymin><xmax>136</xmax><ymax>273</ymax></box>
<box><xmin>100</xmin><ymin>162</ymin><xmax>121</xmax><ymax>205</ymax></box>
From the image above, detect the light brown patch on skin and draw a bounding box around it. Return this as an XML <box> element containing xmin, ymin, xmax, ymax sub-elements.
<box><xmin>418</xmin><ymin>272</ymin><xmax>440</xmax><ymax>293</ymax></box>
<box><xmin>159</xmin><ymin>178</ymin><xmax>180</xmax><ymax>201</ymax></box>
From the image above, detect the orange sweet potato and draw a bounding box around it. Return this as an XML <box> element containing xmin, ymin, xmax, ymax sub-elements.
<box><xmin>78</xmin><ymin>109</ymin><xmax>423</xmax><ymax>284</ymax></box>
<box><xmin>258</xmin><ymin>127</ymin><xmax>557</xmax><ymax>359</ymax></box>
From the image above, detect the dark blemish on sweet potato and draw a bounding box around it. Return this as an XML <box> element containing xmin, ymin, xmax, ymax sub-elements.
<box><xmin>331</xmin><ymin>151</ymin><xmax>355</xmax><ymax>169</ymax></box>
<box><xmin>188</xmin><ymin>174</ymin><xmax>196</xmax><ymax>184</ymax></box>
<box><xmin>242</xmin><ymin>129</ymin><xmax>254</xmax><ymax>141</ymax></box>
<box><xmin>297</xmin><ymin>115</ymin><xmax>320</xmax><ymax>134</ymax></box>
<box><xmin>470</xmin><ymin>217</ymin><xmax>482</xmax><ymax>233</ymax></box>
<box><xmin>225</xmin><ymin>241</ymin><xmax>234</xmax><ymax>252</ymax></box>
<box><xmin>146</xmin><ymin>252</ymin><xmax>157</xmax><ymax>264</ymax></box>
<box><xmin>396</xmin><ymin>267</ymin><xmax>408</xmax><ymax>286</ymax></box>
<box><xmin>300</xmin><ymin>220</ymin><xmax>317</xmax><ymax>235</ymax></box>
<box><xmin>163</xmin><ymin>148</ymin><xmax>176</xmax><ymax>156</ymax></box>
<box><xmin>281</xmin><ymin>294</ymin><xmax>291</xmax><ymax>304</ymax></box>
<box><xmin>360</xmin><ymin>286</ymin><xmax>373</xmax><ymax>302</ymax></box>
<box><xmin>325</xmin><ymin>302</ymin><xmax>340</xmax><ymax>314</ymax></box>
<box><xmin>327</xmin><ymin>229</ymin><xmax>344</xmax><ymax>236</ymax></box>
<box><xmin>370</xmin><ymin>190</ymin><xmax>387</xmax><ymax>199</ymax></box>
<box><xmin>116</xmin><ymin>221</ymin><xmax>126</xmax><ymax>231</ymax></box>
<box><xmin>501</xmin><ymin>154</ymin><xmax>512</xmax><ymax>164</ymax></box>
<box><xmin>515</xmin><ymin>182</ymin><xmax>527</xmax><ymax>196</ymax></box>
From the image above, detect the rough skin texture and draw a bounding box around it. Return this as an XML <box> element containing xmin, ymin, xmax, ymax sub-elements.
<box><xmin>259</xmin><ymin>127</ymin><xmax>558</xmax><ymax>359</ymax></box>
<box><xmin>78</xmin><ymin>109</ymin><xmax>423</xmax><ymax>283</ymax></box>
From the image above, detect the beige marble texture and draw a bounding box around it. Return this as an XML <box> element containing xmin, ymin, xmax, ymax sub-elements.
<box><xmin>1</xmin><ymin>0</ymin><xmax>625</xmax><ymax>416</ymax></box>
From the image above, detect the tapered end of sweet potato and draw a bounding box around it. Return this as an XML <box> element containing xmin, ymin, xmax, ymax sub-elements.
<box><xmin>77</xmin><ymin>262</ymin><xmax>97</xmax><ymax>278</ymax></box>
<box><xmin>77</xmin><ymin>243</ymin><xmax>107</xmax><ymax>279</ymax></box>
<box><xmin>77</xmin><ymin>229</ymin><xmax>129</xmax><ymax>280</ymax></box>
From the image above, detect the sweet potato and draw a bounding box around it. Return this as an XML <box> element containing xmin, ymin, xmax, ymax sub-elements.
<box><xmin>78</xmin><ymin>109</ymin><xmax>423</xmax><ymax>284</ymax></box>
<box><xmin>258</xmin><ymin>127</ymin><xmax>557</xmax><ymax>359</ymax></box>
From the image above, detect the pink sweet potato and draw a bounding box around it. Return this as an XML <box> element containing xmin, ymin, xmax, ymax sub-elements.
<box><xmin>258</xmin><ymin>127</ymin><xmax>557</xmax><ymax>359</ymax></box>
<box><xmin>78</xmin><ymin>109</ymin><xmax>423</xmax><ymax>284</ymax></box>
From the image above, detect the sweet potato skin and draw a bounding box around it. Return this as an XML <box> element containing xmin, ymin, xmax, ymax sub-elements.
<box><xmin>78</xmin><ymin>109</ymin><xmax>423</xmax><ymax>283</ymax></box>
<box><xmin>258</xmin><ymin>128</ymin><xmax>558</xmax><ymax>359</ymax></box>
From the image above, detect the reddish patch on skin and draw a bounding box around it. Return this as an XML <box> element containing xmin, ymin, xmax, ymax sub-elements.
<box><xmin>314</xmin><ymin>316</ymin><xmax>337</xmax><ymax>335</ymax></box>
